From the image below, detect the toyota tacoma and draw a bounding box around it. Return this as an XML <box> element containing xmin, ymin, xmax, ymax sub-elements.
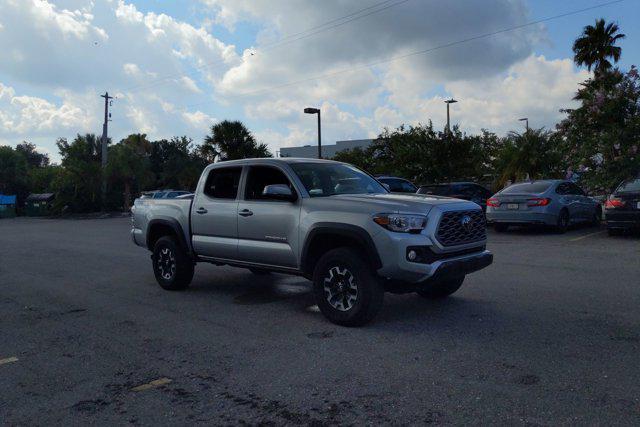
<box><xmin>131</xmin><ymin>158</ymin><xmax>492</xmax><ymax>326</ymax></box>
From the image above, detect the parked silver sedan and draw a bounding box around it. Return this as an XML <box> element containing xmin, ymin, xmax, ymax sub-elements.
<box><xmin>486</xmin><ymin>180</ymin><xmax>602</xmax><ymax>233</ymax></box>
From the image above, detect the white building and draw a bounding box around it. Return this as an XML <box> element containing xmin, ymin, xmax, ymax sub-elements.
<box><xmin>279</xmin><ymin>139</ymin><xmax>374</xmax><ymax>159</ymax></box>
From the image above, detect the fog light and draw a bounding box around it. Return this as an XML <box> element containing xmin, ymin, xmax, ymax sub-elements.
<box><xmin>407</xmin><ymin>250</ymin><xmax>417</xmax><ymax>261</ymax></box>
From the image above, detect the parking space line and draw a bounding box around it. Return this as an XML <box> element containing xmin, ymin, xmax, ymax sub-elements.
<box><xmin>0</xmin><ymin>357</ymin><xmax>18</xmax><ymax>365</ymax></box>
<box><xmin>130</xmin><ymin>377</ymin><xmax>172</xmax><ymax>392</ymax></box>
<box><xmin>569</xmin><ymin>230</ymin><xmax>606</xmax><ymax>242</ymax></box>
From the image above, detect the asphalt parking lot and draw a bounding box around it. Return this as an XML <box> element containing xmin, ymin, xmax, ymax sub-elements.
<box><xmin>1</xmin><ymin>217</ymin><xmax>639</xmax><ymax>425</ymax></box>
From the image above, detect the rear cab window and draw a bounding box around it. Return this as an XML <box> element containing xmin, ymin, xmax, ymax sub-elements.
<box><xmin>203</xmin><ymin>167</ymin><xmax>242</xmax><ymax>199</ymax></box>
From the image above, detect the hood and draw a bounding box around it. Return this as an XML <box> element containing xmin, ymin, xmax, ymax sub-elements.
<box><xmin>329</xmin><ymin>193</ymin><xmax>477</xmax><ymax>214</ymax></box>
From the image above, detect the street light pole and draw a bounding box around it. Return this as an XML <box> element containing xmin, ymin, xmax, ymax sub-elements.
<box><xmin>304</xmin><ymin>107</ymin><xmax>322</xmax><ymax>158</ymax></box>
<box><xmin>444</xmin><ymin>99</ymin><xmax>458</xmax><ymax>134</ymax></box>
<box><xmin>519</xmin><ymin>117</ymin><xmax>529</xmax><ymax>132</ymax></box>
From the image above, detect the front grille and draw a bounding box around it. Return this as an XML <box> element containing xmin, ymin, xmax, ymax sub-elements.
<box><xmin>436</xmin><ymin>210</ymin><xmax>486</xmax><ymax>246</ymax></box>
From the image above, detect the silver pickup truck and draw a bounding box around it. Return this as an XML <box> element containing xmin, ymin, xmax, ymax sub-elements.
<box><xmin>131</xmin><ymin>158</ymin><xmax>492</xmax><ymax>326</ymax></box>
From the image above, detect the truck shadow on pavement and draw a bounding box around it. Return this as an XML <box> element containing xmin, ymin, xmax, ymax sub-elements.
<box><xmin>185</xmin><ymin>266</ymin><xmax>500</xmax><ymax>329</ymax></box>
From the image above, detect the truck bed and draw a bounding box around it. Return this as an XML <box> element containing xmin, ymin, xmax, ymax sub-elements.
<box><xmin>131</xmin><ymin>198</ymin><xmax>193</xmax><ymax>250</ymax></box>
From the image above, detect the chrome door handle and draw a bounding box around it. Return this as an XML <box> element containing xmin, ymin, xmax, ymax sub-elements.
<box><xmin>196</xmin><ymin>207</ymin><xmax>208</xmax><ymax>214</ymax></box>
<box><xmin>239</xmin><ymin>209</ymin><xmax>253</xmax><ymax>217</ymax></box>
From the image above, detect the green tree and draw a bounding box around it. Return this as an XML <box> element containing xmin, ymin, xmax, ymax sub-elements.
<box><xmin>107</xmin><ymin>134</ymin><xmax>154</xmax><ymax>211</ymax></box>
<box><xmin>573</xmin><ymin>18</ymin><xmax>625</xmax><ymax>76</ymax></box>
<box><xmin>52</xmin><ymin>134</ymin><xmax>105</xmax><ymax>213</ymax></box>
<box><xmin>335</xmin><ymin>123</ymin><xmax>497</xmax><ymax>185</ymax></box>
<box><xmin>150</xmin><ymin>136</ymin><xmax>206</xmax><ymax>191</ymax></box>
<box><xmin>558</xmin><ymin>66</ymin><xmax>640</xmax><ymax>192</ymax></box>
<box><xmin>28</xmin><ymin>165</ymin><xmax>61</xmax><ymax>194</ymax></box>
<box><xmin>201</xmin><ymin>120</ymin><xmax>271</xmax><ymax>161</ymax></box>
<box><xmin>0</xmin><ymin>146</ymin><xmax>29</xmax><ymax>201</ymax></box>
<box><xmin>492</xmin><ymin>129</ymin><xmax>565</xmax><ymax>188</ymax></box>
<box><xmin>15</xmin><ymin>142</ymin><xmax>50</xmax><ymax>168</ymax></box>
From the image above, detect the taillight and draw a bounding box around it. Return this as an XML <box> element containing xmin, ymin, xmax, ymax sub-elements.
<box><xmin>487</xmin><ymin>198</ymin><xmax>500</xmax><ymax>207</ymax></box>
<box><xmin>527</xmin><ymin>197</ymin><xmax>551</xmax><ymax>207</ymax></box>
<box><xmin>605</xmin><ymin>197</ymin><xmax>625</xmax><ymax>209</ymax></box>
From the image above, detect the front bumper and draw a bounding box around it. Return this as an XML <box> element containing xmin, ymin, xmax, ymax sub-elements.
<box><xmin>373</xmin><ymin>227</ymin><xmax>492</xmax><ymax>283</ymax></box>
<box><xmin>426</xmin><ymin>251</ymin><xmax>493</xmax><ymax>282</ymax></box>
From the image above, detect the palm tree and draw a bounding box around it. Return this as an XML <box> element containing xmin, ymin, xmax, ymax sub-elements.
<box><xmin>573</xmin><ymin>19</ymin><xmax>625</xmax><ymax>75</ymax></box>
<box><xmin>201</xmin><ymin>120</ymin><xmax>272</xmax><ymax>162</ymax></box>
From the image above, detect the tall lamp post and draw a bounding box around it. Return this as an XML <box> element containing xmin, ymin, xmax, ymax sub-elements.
<box><xmin>304</xmin><ymin>107</ymin><xmax>322</xmax><ymax>158</ymax></box>
<box><xmin>519</xmin><ymin>117</ymin><xmax>529</xmax><ymax>132</ymax></box>
<box><xmin>444</xmin><ymin>98</ymin><xmax>457</xmax><ymax>134</ymax></box>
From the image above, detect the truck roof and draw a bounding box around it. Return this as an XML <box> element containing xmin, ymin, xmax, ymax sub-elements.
<box><xmin>208</xmin><ymin>157</ymin><xmax>341</xmax><ymax>167</ymax></box>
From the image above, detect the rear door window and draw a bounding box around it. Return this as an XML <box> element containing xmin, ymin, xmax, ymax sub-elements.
<box><xmin>203</xmin><ymin>167</ymin><xmax>242</xmax><ymax>199</ymax></box>
<box><xmin>244</xmin><ymin>166</ymin><xmax>295</xmax><ymax>201</ymax></box>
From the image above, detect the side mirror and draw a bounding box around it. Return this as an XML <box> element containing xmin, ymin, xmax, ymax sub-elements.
<box><xmin>262</xmin><ymin>184</ymin><xmax>297</xmax><ymax>201</ymax></box>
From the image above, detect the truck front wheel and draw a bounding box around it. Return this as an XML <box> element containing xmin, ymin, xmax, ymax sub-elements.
<box><xmin>416</xmin><ymin>276</ymin><xmax>465</xmax><ymax>299</ymax></box>
<box><xmin>152</xmin><ymin>236</ymin><xmax>194</xmax><ymax>290</ymax></box>
<box><xmin>312</xmin><ymin>247</ymin><xmax>384</xmax><ymax>327</ymax></box>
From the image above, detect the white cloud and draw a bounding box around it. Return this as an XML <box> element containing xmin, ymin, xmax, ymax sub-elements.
<box><xmin>182</xmin><ymin>110</ymin><xmax>216</xmax><ymax>133</ymax></box>
<box><xmin>0</xmin><ymin>83</ymin><xmax>90</xmax><ymax>136</ymax></box>
<box><xmin>376</xmin><ymin>55</ymin><xmax>589</xmax><ymax>134</ymax></box>
<box><xmin>123</xmin><ymin>63</ymin><xmax>141</xmax><ymax>76</ymax></box>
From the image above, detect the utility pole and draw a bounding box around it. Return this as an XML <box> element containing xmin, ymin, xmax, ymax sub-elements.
<box><xmin>100</xmin><ymin>92</ymin><xmax>113</xmax><ymax>211</ymax></box>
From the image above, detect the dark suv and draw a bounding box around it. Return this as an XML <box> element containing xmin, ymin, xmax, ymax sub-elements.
<box><xmin>417</xmin><ymin>182</ymin><xmax>493</xmax><ymax>211</ymax></box>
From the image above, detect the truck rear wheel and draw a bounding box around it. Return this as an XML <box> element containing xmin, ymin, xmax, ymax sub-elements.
<box><xmin>152</xmin><ymin>236</ymin><xmax>194</xmax><ymax>290</ymax></box>
<box><xmin>416</xmin><ymin>276</ymin><xmax>465</xmax><ymax>299</ymax></box>
<box><xmin>312</xmin><ymin>247</ymin><xmax>384</xmax><ymax>327</ymax></box>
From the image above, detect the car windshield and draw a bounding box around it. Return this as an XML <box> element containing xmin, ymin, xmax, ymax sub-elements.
<box><xmin>290</xmin><ymin>162</ymin><xmax>387</xmax><ymax>197</ymax></box>
<box><xmin>616</xmin><ymin>178</ymin><xmax>640</xmax><ymax>193</ymax></box>
<box><xmin>418</xmin><ymin>185</ymin><xmax>450</xmax><ymax>196</ymax></box>
<box><xmin>501</xmin><ymin>182</ymin><xmax>552</xmax><ymax>194</ymax></box>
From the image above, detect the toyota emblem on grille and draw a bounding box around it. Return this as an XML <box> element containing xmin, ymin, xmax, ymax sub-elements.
<box><xmin>461</xmin><ymin>215</ymin><xmax>473</xmax><ymax>232</ymax></box>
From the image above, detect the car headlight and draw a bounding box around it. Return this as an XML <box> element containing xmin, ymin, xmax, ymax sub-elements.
<box><xmin>373</xmin><ymin>213</ymin><xmax>427</xmax><ymax>233</ymax></box>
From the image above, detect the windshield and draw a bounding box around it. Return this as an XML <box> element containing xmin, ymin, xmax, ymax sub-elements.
<box><xmin>616</xmin><ymin>178</ymin><xmax>640</xmax><ymax>193</ymax></box>
<box><xmin>501</xmin><ymin>182</ymin><xmax>552</xmax><ymax>194</ymax></box>
<box><xmin>418</xmin><ymin>185</ymin><xmax>450</xmax><ymax>196</ymax></box>
<box><xmin>290</xmin><ymin>162</ymin><xmax>387</xmax><ymax>197</ymax></box>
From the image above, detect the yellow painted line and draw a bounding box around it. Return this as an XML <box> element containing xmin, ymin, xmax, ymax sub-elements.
<box><xmin>130</xmin><ymin>377</ymin><xmax>172</xmax><ymax>392</ymax></box>
<box><xmin>0</xmin><ymin>357</ymin><xmax>18</xmax><ymax>365</ymax></box>
<box><xmin>569</xmin><ymin>230</ymin><xmax>606</xmax><ymax>242</ymax></box>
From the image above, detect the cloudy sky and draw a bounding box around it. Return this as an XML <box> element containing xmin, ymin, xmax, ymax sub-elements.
<box><xmin>0</xmin><ymin>0</ymin><xmax>638</xmax><ymax>162</ymax></box>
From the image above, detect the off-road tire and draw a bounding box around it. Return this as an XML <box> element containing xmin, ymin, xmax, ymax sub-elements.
<box><xmin>416</xmin><ymin>276</ymin><xmax>465</xmax><ymax>299</ymax></box>
<box><xmin>152</xmin><ymin>236</ymin><xmax>194</xmax><ymax>290</ymax></box>
<box><xmin>312</xmin><ymin>247</ymin><xmax>384</xmax><ymax>327</ymax></box>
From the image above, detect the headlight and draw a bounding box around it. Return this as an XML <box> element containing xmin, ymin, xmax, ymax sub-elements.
<box><xmin>373</xmin><ymin>213</ymin><xmax>427</xmax><ymax>233</ymax></box>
